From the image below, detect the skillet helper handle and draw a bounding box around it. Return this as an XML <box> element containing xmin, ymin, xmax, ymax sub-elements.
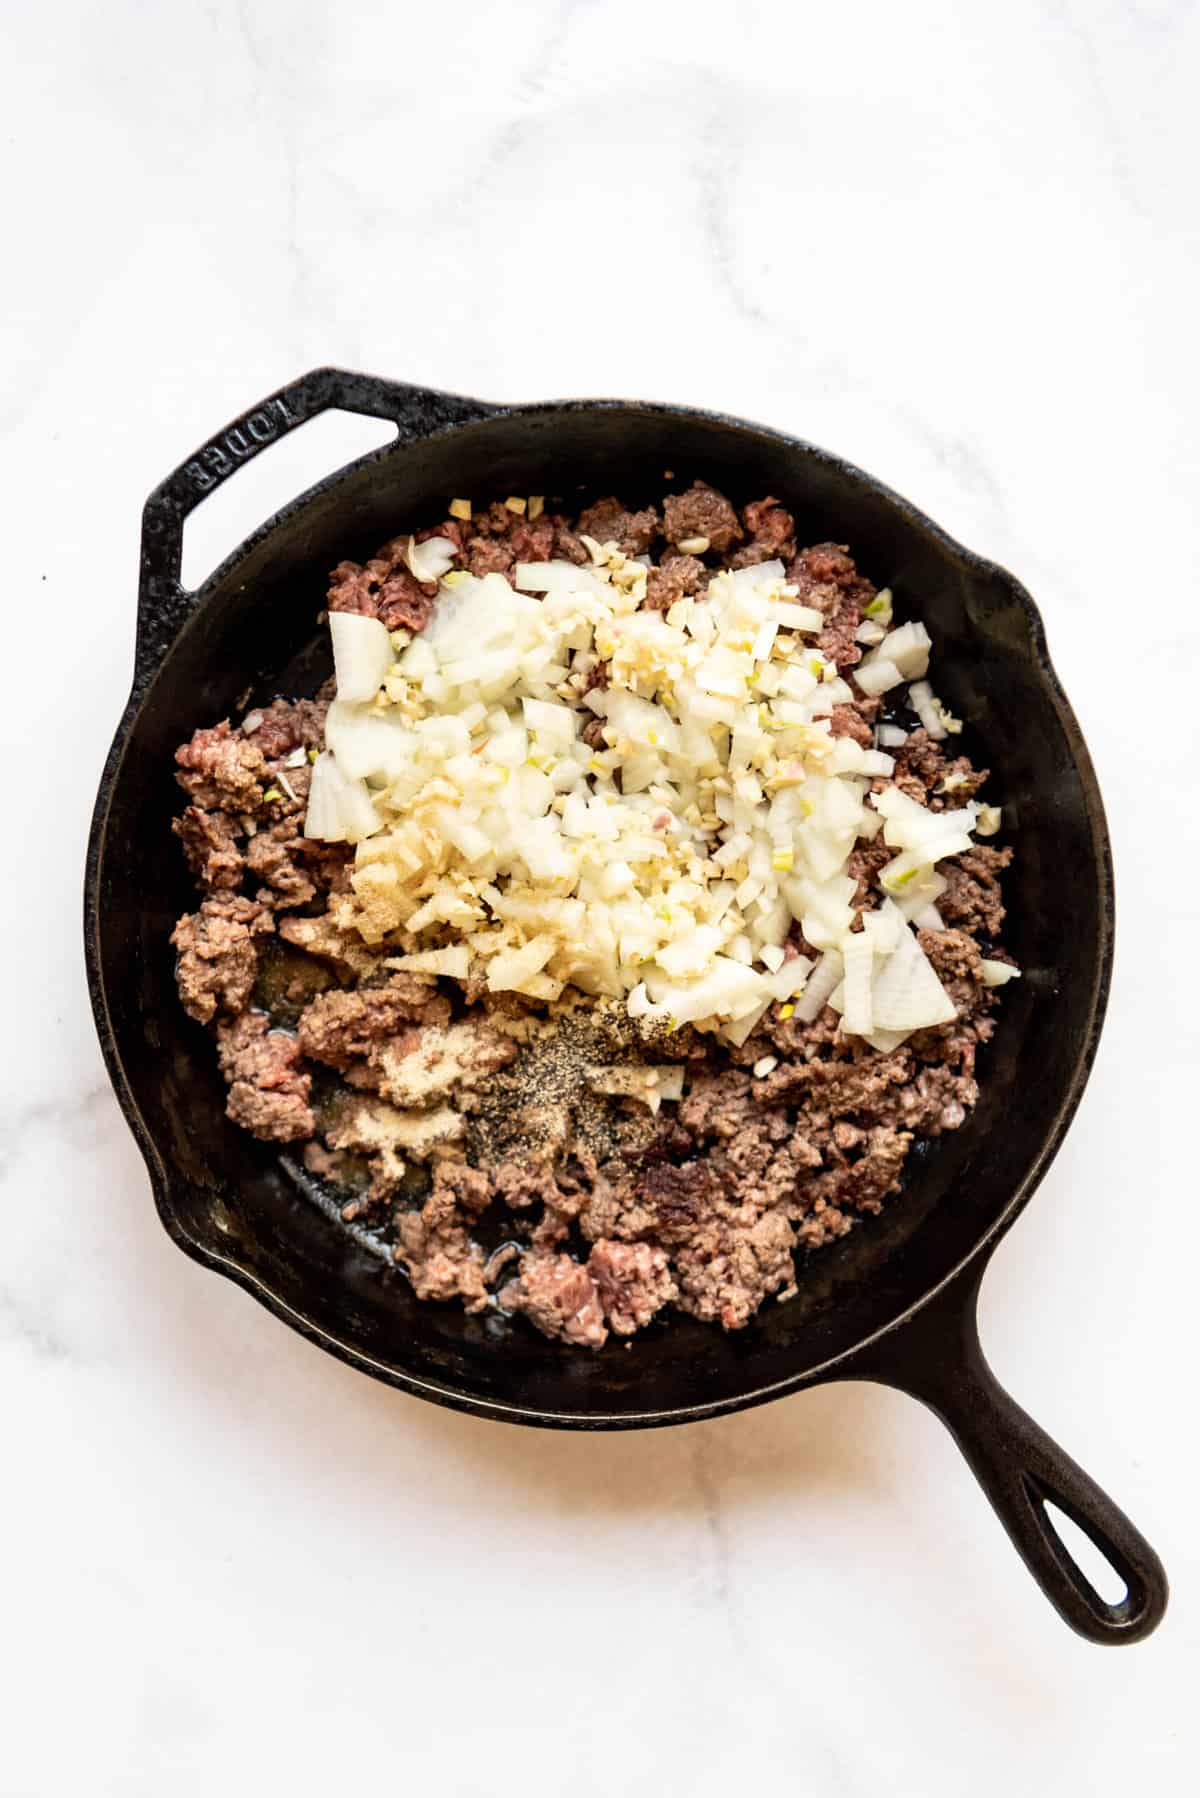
<box><xmin>864</xmin><ymin>1265</ymin><xmax>1168</xmax><ymax>1644</ymax></box>
<box><xmin>135</xmin><ymin>366</ymin><xmax>497</xmax><ymax>684</ymax></box>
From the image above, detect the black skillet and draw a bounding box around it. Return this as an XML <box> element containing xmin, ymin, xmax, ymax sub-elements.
<box><xmin>85</xmin><ymin>368</ymin><xmax>1168</xmax><ymax>1644</ymax></box>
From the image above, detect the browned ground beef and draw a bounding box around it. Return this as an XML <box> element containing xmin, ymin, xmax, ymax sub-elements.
<box><xmin>329</xmin><ymin>543</ymin><xmax>439</xmax><ymax>633</ymax></box>
<box><xmin>174</xmin><ymin>805</ymin><xmax>245</xmax><ymax>892</ymax></box>
<box><xmin>663</xmin><ymin>480</ymin><xmax>742</xmax><ymax>553</ymax></box>
<box><xmin>169</xmin><ymin>486</ymin><xmax>1013</xmax><ymax>1349</ymax></box>
<box><xmin>499</xmin><ymin>1251</ymin><xmax>609</xmax><ymax>1349</ymax></box>
<box><xmin>172</xmin><ymin>895</ymin><xmax>274</xmax><ymax>1024</ymax></box>
<box><xmin>175</xmin><ymin>720</ymin><xmax>268</xmax><ymax>812</ymax></box>
<box><xmin>588</xmin><ymin>1240</ymin><xmax>678</xmax><ymax>1335</ymax></box>
<box><xmin>297</xmin><ymin>974</ymin><xmax>449</xmax><ymax>1069</ymax></box>
<box><xmin>576</xmin><ymin>497</ymin><xmax>660</xmax><ymax>555</ymax></box>
<box><xmin>730</xmin><ymin>496</ymin><xmax>797</xmax><ymax>568</ymax></box>
<box><xmin>217</xmin><ymin>1011</ymin><xmax>314</xmax><ymax>1141</ymax></box>
<box><xmin>787</xmin><ymin>541</ymin><xmax>876</xmax><ymax>671</ymax></box>
<box><xmin>644</xmin><ymin>553</ymin><xmax>707</xmax><ymax>612</ymax></box>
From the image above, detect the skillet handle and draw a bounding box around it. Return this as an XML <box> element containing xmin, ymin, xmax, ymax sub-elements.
<box><xmin>135</xmin><ymin>366</ymin><xmax>498</xmax><ymax>686</ymax></box>
<box><xmin>858</xmin><ymin>1262</ymin><xmax>1168</xmax><ymax>1644</ymax></box>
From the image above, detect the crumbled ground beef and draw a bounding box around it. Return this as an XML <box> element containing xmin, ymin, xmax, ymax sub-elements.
<box><xmin>174</xmin><ymin>805</ymin><xmax>244</xmax><ymax>892</ymax></box>
<box><xmin>645</xmin><ymin>554</ymin><xmax>707</xmax><ymax>612</ymax></box>
<box><xmin>673</xmin><ymin>1209</ymin><xmax>798</xmax><ymax>1329</ymax></box>
<box><xmin>730</xmin><ymin>497</ymin><xmax>796</xmax><ymax>567</ymax></box>
<box><xmin>788</xmin><ymin>542</ymin><xmax>875</xmax><ymax>671</ymax></box>
<box><xmin>789</xmin><ymin>541</ymin><xmax>874</xmax><ymax>605</ymax></box>
<box><xmin>243</xmin><ymin>695</ymin><xmax>327</xmax><ymax>762</ymax></box>
<box><xmin>663</xmin><ymin>481</ymin><xmax>742</xmax><ymax>553</ymax></box>
<box><xmin>577</xmin><ymin>496</ymin><xmax>660</xmax><ymax>556</ymax></box>
<box><xmin>277</xmin><ymin>908</ymin><xmax>379</xmax><ymax>976</ymax></box>
<box><xmin>883</xmin><ymin>729</ymin><xmax>989</xmax><ymax>809</ymax></box>
<box><xmin>217</xmin><ymin>1011</ymin><xmax>314</xmax><ymax>1141</ymax></box>
<box><xmin>492</xmin><ymin>1158</ymin><xmax>565</xmax><ymax>1212</ymax></box>
<box><xmin>331</xmin><ymin>555</ymin><xmax>436</xmax><ymax>632</ymax></box>
<box><xmin>937</xmin><ymin>846</ymin><xmax>1012</xmax><ymax>936</ymax></box>
<box><xmin>170</xmin><ymin>489</ymin><xmax>1014</xmax><ymax>1349</ymax></box>
<box><xmin>433</xmin><ymin>501</ymin><xmax>585</xmax><ymax>579</ymax></box>
<box><xmin>175</xmin><ymin>720</ymin><xmax>267</xmax><ymax>812</ymax></box>
<box><xmin>245</xmin><ymin>819</ymin><xmax>319</xmax><ymax>909</ymax></box>
<box><xmin>894</xmin><ymin>1062</ymin><xmax>976</xmax><ymax>1135</ymax></box>
<box><xmin>588</xmin><ymin>1239</ymin><xmax>677</xmax><ymax>1335</ymax></box>
<box><xmin>847</xmin><ymin>841</ymin><xmax>893</xmax><ymax>908</ymax></box>
<box><xmin>828</xmin><ymin>701</ymin><xmax>877</xmax><ymax>748</ymax></box>
<box><xmin>171</xmin><ymin>694</ymin><xmax>334</xmax><ymax>913</ymax></box>
<box><xmin>171</xmin><ymin>895</ymin><xmax>273</xmax><ymax>1024</ymax></box>
<box><xmin>755</xmin><ymin>1045</ymin><xmax>915</xmax><ymax>1124</ymax></box>
<box><xmin>499</xmin><ymin>1251</ymin><xmax>608</xmax><ymax>1348</ymax></box>
<box><xmin>396</xmin><ymin>1163</ymin><xmax>491</xmax><ymax>1312</ymax></box>
<box><xmin>797</xmin><ymin>1124</ymin><xmax>912</xmax><ymax>1220</ymax></box>
<box><xmin>465</xmin><ymin>535</ymin><xmax>515</xmax><ymax>578</ymax></box>
<box><xmin>505</xmin><ymin>514</ymin><xmax>556</xmax><ymax>563</ymax></box>
<box><xmin>297</xmin><ymin>975</ymin><xmax>450</xmax><ymax>1071</ymax></box>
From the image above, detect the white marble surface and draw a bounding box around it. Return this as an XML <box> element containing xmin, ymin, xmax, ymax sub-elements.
<box><xmin>2</xmin><ymin>1</ymin><xmax>1198</xmax><ymax>1791</ymax></box>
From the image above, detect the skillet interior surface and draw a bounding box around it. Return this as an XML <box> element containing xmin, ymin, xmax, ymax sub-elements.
<box><xmin>89</xmin><ymin>400</ymin><xmax>1110</xmax><ymax>1425</ymax></box>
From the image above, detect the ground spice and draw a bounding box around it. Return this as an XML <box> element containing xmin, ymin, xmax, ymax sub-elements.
<box><xmin>468</xmin><ymin>1003</ymin><xmax>675</xmax><ymax>1169</ymax></box>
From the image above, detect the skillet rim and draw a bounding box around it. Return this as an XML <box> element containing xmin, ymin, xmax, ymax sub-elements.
<box><xmin>84</xmin><ymin>389</ymin><xmax>1115</xmax><ymax>1429</ymax></box>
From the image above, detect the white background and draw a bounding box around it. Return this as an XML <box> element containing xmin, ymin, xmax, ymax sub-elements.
<box><xmin>2</xmin><ymin>2</ymin><xmax>1197</xmax><ymax>1792</ymax></box>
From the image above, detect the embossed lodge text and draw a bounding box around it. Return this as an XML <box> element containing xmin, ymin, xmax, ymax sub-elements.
<box><xmin>184</xmin><ymin>394</ymin><xmax>299</xmax><ymax>492</ymax></box>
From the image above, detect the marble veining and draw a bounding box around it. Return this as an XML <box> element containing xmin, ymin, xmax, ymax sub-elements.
<box><xmin>2</xmin><ymin>0</ymin><xmax>1197</xmax><ymax>1792</ymax></box>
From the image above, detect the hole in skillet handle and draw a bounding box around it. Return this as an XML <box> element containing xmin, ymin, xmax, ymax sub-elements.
<box><xmin>854</xmin><ymin>1261</ymin><xmax>1168</xmax><ymax>1644</ymax></box>
<box><xmin>133</xmin><ymin>366</ymin><xmax>500</xmax><ymax>694</ymax></box>
<box><xmin>953</xmin><ymin>1358</ymin><xmax>1166</xmax><ymax>1644</ymax></box>
<box><xmin>179</xmin><ymin>410</ymin><xmax>397</xmax><ymax>592</ymax></box>
<box><xmin>1040</xmin><ymin>1497</ymin><xmax>1130</xmax><ymax>1609</ymax></box>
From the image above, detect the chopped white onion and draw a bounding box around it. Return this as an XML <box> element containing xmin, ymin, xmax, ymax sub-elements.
<box><xmin>854</xmin><ymin>656</ymin><xmax>905</xmax><ymax>696</ymax></box>
<box><xmin>404</xmin><ymin>535</ymin><xmax>457</xmax><ymax>584</ymax></box>
<box><xmin>840</xmin><ymin>931</ymin><xmax>875</xmax><ymax>1036</ymax></box>
<box><xmin>307</xmin><ymin>544</ymin><xmax>1009</xmax><ymax>1034</ymax></box>
<box><xmin>774</xmin><ymin>602</ymin><xmax>823</xmax><ymax>632</ymax></box>
<box><xmin>792</xmin><ymin>948</ymin><xmax>843</xmax><ymax>1022</ymax></box>
<box><xmin>875</xmin><ymin>620</ymin><xmax>931</xmax><ymax>679</ymax></box>
<box><xmin>329</xmin><ymin>612</ymin><xmax>393</xmax><ymax>704</ymax></box>
<box><xmin>513</xmin><ymin>560</ymin><xmax>608</xmax><ymax>596</ymax></box>
<box><xmin>870</xmin><ymin>918</ymin><xmax>956</xmax><ymax>1031</ymax></box>
<box><xmin>861</xmin><ymin>906</ymin><xmax>902</xmax><ymax>954</ymax></box>
<box><xmin>911</xmin><ymin>903</ymin><xmax>946</xmax><ymax>931</ymax></box>
<box><xmin>872</xmin><ymin>787</ymin><xmax>978</xmax><ymax>864</ymax></box>
<box><xmin>718</xmin><ymin>1001</ymin><xmax>773</xmax><ymax>1047</ymax></box>
<box><xmin>981</xmin><ymin>959</ymin><xmax>1020</xmax><ymax>987</ymax></box>
<box><xmin>892</xmin><ymin>869</ymin><xmax>948</xmax><ymax>921</ymax></box>
<box><xmin>325</xmin><ymin>700</ymin><xmax>416</xmax><ymax>782</ymax></box>
<box><xmin>908</xmin><ymin>679</ymin><xmax>945</xmax><ymax>740</ymax></box>
<box><xmin>587</xmin><ymin>1064</ymin><xmax>685</xmax><ymax>1111</ymax></box>
<box><xmin>303</xmin><ymin>751</ymin><xmax>382</xmax><ymax>843</ymax></box>
<box><xmin>487</xmin><ymin>935</ymin><xmax>557</xmax><ymax>994</ymax></box>
<box><xmin>764</xmin><ymin>955</ymin><xmax>813</xmax><ymax>1002</ymax></box>
<box><xmin>386</xmin><ymin>945</ymin><xmax>470</xmax><ymax>978</ymax></box>
<box><xmin>635</xmin><ymin>958</ymin><xmax>771</xmax><ymax>1028</ymax></box>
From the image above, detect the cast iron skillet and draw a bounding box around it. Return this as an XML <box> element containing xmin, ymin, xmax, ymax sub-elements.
<box><xmin>86</xmin><ymin>368</ymin><xmax>1168</xmax><ymax>1644</ymax></box>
